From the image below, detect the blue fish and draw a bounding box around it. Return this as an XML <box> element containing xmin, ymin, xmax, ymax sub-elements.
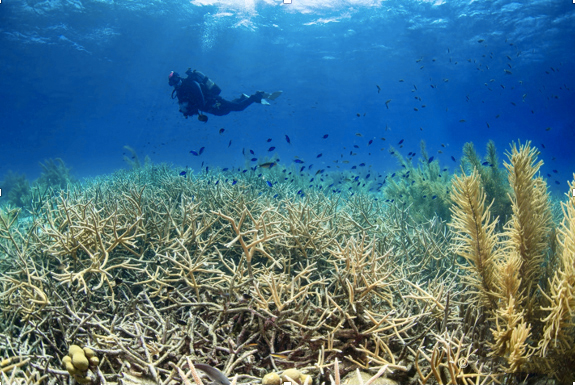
<box><xmin>228</xmin><ymin>140</ymin><xmax>232</xmax><ymax>148</ymax></box>
<box><xmin>266</xmin><ymin>181</ymin><xmax>273</xmax><ymax>187</ymax></box>
<box><xmin>267</xmin><ymin>138</ymin><xmax>272</xmax><ymax>142</ymax></box>
<box><xmin>250</xmin><ymin>149</ymin><xmax>255</xmax><ymax>155</ymax></box>
<box><xmin>268</xmin><ymin>147</ymin><xmax>276</xmax><ymax>152</ymax></box>
<box><xmin>368</xmin><ymin>139</ymin><xmax>373</xmax><ymax>145</ymax></box>
<box><xmin>359</xmin><ymin>163</ymin><xmax>366</xmax><ymax>167</ymax></box>
<box><xmin>322</xmin><ymin>134</ymin><xmax>329</xmax><ymax>139</ymax></box>
<box><xmin>285</xmin><ymin>135</ymin><xmax>291</xmax><ymax>144</ymax></box>
<box><xmin>317</xmin><ymin>153</ymin><xmax>322</xmax><ymax>158</ymax></box>
<box><xmin>199</xmin><ymin>147</ymin><xmax>205</xmax><ymax>155</ymax></box>
<box><xmin>482</xmin><ymin>161</ymin><xmax>489</xmax><ymax>166</ymax></box>
<box><xmin>294</xmin><ymin>159</ymin><xmax>304</xmax><ymax>163</ymax></box>
<box><xmin>190</xmin><ymin>150</ymin><xmax>199</xmax><ymax>156</ymax></box>
<box><xmin>300</xmin><ymin>166</ymin><xmax>305</xmax><ymax>172</ymax></box>
<box><xmin>232</xmin><ymin>180</ymin><xmax>237</xmax><ymax>185</ymax></box>
<box><xmin>398</xmin><ymin>139</ymin><xmax>404</xmax><ymax>144</ymax></box>
<box><xmin>251</xmin><ymin>158</ymin><xmax>257</xmax><ymax>161</ymax></box>
<box><xmin>222</xmin><ymin>168</ymin><xmax>229</xmax><ymax>171</ymax></box>
<box><xmin>432</xmin><ymin>195</ymin><xmax>437</xmax><ymax>199</ymax></box>
<box><xmin>273</xmin><ymin>194</ymin><xmax>278</xmax><ymax>198</ymax></box>
<box><xmin>451</xmin><ymin>156</ymin><xmax>456</xmax><ymax>162</ymax></box>
<box><xmin>179</xmin><ymin>171</ymin><xmax>187</xmax><ymax>176</ymax></box>
<box><xmin>428</xmin><ymin>156</ymin><xmax>434</xmax><ymax>163</ymax></box>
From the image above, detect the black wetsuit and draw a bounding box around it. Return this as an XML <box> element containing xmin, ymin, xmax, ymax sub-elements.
<box><xmin>174</xmin><ymin>72</ymin><xmax>262</xmax><ymax>119</ymax></box>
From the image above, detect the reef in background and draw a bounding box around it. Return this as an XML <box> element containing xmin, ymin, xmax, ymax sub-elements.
<box><xmin>0</xmin><ymin>141</ymin><xmax>573</xmax><ymax>385</ymax></box>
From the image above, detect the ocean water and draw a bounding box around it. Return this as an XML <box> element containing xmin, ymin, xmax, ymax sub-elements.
<box><xmin>0</xmin><ymin>0</ymin><xmax>574</xmax><ymax>198</ymax></box>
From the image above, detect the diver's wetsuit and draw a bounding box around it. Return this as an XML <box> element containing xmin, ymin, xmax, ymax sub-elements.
<box><xmin>174</xmin><ymin>72</ymin><xmax>262</xmax><ymax>119</ymax></box>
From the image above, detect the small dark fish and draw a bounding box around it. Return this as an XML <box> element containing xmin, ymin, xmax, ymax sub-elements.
<box><xmin>368</xmin><ymin>139</ymin><xmax>373</xmax><ymax>145</ymax></box>
<box><xmin>541</xmin><ymin>143</ymin><xmax>546</xmax><ymax>149</ymax></box>
<box><xmin>398</xmin><ymin>139</ymin><xmax>404</xmax><ymax>145</ymax></box>
<box><xmin>250</xmin><ymin>149</ymin><xmax>255</xmax><ymax>155</ymax></box>
<box><xmin>478</xmin><ymin>39</ymin><xmax>484</xmax><ymax>43</ymax></box>
<box><xmin>190</xmin><ymin>150</ymin><xmax>199</xmax><ymax>156</ymax></box>
<box><xmin>179</xmin><ymin>171</ymin><xmax>187</xmax><ymax>176</ymax></box>
<box><xmin>317</xmin><ymin>153</ymin><xmax>322</xmax><ymax>158</ymax></box>
<box><xmin>222</xmin><ymin>168</ymin><xmax>229</xmax><ymax>171</ymax></box>
<box><xmin>268</xmin><ymin>146</ymin><xmax>276</xmax><ymax>152</ymax></box>
<box><xmin>428</xmin><ymin>156</ymin><xmax>434</xmax><ymax>163</ymax></box>
<box><xmin>545</xmin><ymin>127</ymin><xmax>551</xmax><ymax>131</ymax></box>
<box><xmin>267</xmin><ymin>138</ymin><xmax>272</xmax><ymax>142</ymax></box>
<box><xmin>353</xmin><ymin>145</ymin><xmax>360</xmax><ymax>149</ymax></box>
<box><xmin>199</xmin><ymin>147</ymin><xmax>205</xmax><ymax>155</ymax></box>
<box><xmin>376</xmin><ymin>85</ymin><xmax>381</xmax><ymax>93</ymax></box>
<box><xmin>294</xmin><ymin>159</ymin><xmax>304</xmax><ymax>163</ymax></box>
<box><xmin>285</xmin><ymin>135</ymin><xmax>291</xmax><ymax>144</ymax></box>
<box><xmin>432</xmin><ymin>195</ymin><xmax>437</xmax><ymax>199</ymax></box>
<box><xmin>251</xmin><ymin>158</ymin><xmax>257</xmax><ymax>161</ymax></box>
<box><xmin>482</xmin><ymin>161</ymin><xmax>489</xmax><ymax>166</ymax></box>
<box><xmin>273</xmin><ymin>194</ymin><xmax>278</xmax><ymax>198</ymax></box>
<box><xmin>486</xmin><ymin>122</ymin><xmax>490</xmax><ymax>128</ymax></box>
<box><xmin>266</xmin><ymin>181</ymin><xmax>273</xmax><ymax>187</ymax></box>
<box><xmin>391</xmin><ymin>173</ymin><xmax>396</xmax><ymax>177</ymax></box>
<box><xmin>451</xmin><ymin>156</ymin><xmax>456</xmax><ymax>162</ymax></box>
<box><xmin>459</xmin><ymin>119</ymin><xmax>466</xmax><ymax>123</ymax></box>
<box><xmin>555</xmin><ymin>181</ymin><xmax>560</xmax><ymax>185</ymax></box>
<box><xmin>219</xmin><ymin>128</ymin><xmax>225</xmax><ymax>134</ymax></box>
<box><xmin>322</xmin><ymin>134</ymin><xmax>329</xmax><ymax>139</ymax></box>
<box><xmin>228</xmin><ymin>140</ymin><xmax>232</xmax><ymax>148</ymax></box>
<box><xmin>356</xmin><ymin>113</ymin><xmax>361</xmax><ymax>117</ymax></box>
<box><xmin>260</xmin><ymin>162</ymin><xmax>277</xmax><ymax>169</ymax></box>
<box><xmin>553</xmin><ymin>169</ymin><xmax>558</xmax><ymax>173</ymax></box>
<box><xmin>359</xmin><ymin>163</ymin><xmax>366</xmax><ymax>167</ymax></box>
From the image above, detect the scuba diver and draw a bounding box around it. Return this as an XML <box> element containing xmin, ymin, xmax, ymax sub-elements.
<box><xmin>169</xmin><ymin>68</ymin><xmax>282</xmax><ymax>122</ymax></box>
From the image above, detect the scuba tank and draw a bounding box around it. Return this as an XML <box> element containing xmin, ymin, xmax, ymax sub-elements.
<box><xmin>186</xmin><ymin>68</ymin><xmax>221</xmax><ymax>97</ymax></box>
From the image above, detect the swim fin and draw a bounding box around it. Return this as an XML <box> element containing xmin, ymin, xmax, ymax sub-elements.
<box><xmin>266</xmin><ymin>91</ymin><xmax>282</xmax><ymax>100</ymax></box>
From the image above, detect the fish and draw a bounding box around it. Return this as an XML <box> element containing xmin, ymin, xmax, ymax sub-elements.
<box><xmin>428</xmin><ymin>156</ymin><xmax>434</xmax><ymax>163</ymax></box>
<box><xmin>250</xmin><ymin>149</ymin><xmax>255</xmax><ymax>155</ymax></box>
<box><xmin>432</xmin><ymin>195</ymin><xmax>437</xmax><ymax>199</ymax></box>
<box><xmin>545</xmin><ymin>127</ymin><xmax>551</xmax><ymax>131</ymax></box>
<box><xmin>179</xmin><ymin>171</ymin><xmax>187</xmax><ymax>176</ymax></box>
<box><xmin>478</xmin><ymin>39</ymin><xmax>484</xmax><ymax>43</ymax></box>
<box><xmin>459</xmin><ymin>119</ymin><xmax>466</xmax><ymax>123</ymax></box>
<box><xmin>482</xmin><ymin>161</ymin><xmax>489</xmax><ymax>166</ymax></box>
<box><xmin>228</xmin><ymin>140</ymin><xmax>232</xmax><ymax>148</ymax></box>
<box><xmin>486</xmin><ymin>122</ymin><xmax>490</xmax><ymax>128</ymax></box>
<box><xmin>553</xmin><ymin>169</ymin><xmax>558</xmax><ymax>173</ymax></box>
<box><xmin>504</xmin><ymin>69</ymin><xmax>512</xmax><ymax>75</ymax></box>
<box><xmin>398</xmin><ymin>139</ymin><xmax>404</xmax><ymax>145</ymax></box>
<box><xmin>322</xmin><ymin>134</ymin><xmax>329</xmax><ymax>139</ymax></box>
<box><xmin>451</xmin><ymin>156</ymin><xmax>456</xmax><ymax>162</ymax></box>
<box><xmin>219</xmin><ymin>128</ymin><xmax>225</xmax><ymax>134</ymax></box>
<box><xmin>368</xmin><ymin>139</ymin><xmax>373</xmax><ymax>145</ymax></box>
<box><xmin>355</xmin><ymin>133</ymin><xmax>363</xmax><ymax>137</ymax></box>
<box><xmin>317</xmin><ymin>153</ymin><xmax>322</xmax><ymax>158</ymax></box>
<box><xmin>268</xmin><ymin>147</ymin><xmax>276</xmax><ymax>152</ymax></box>
<box><xmin>414</xmin><ymin>107</ymin><xmax>419</xmax><ymax>111</ymax></box>
<box><xmin>267</xmin><ymin>138</ymin><xmax>272</xmax><ymax>142</ymax></box>
<box><xmin>356</xmin><ymin>113</ymin><xmax>361</xmax><ymax>117</ymax></box>
<box><xmin>376</xmin><ymin>85</ymin><xmax>381</xmax><ymax>93</ymax></box>
<box><xmin>399</xmin><ymin>79</ymin><xmax>404</xmax><ymax>82</ymax></box>
<box><xmin>260</xmin><ymin>162</ymin><xmax>277</xmax><ymax>169</ymax></box>
<box><xmin>266</xmin><ymin>181</ymin><xmax>273</xmax><ymax>187</ymax></box>
<box><xmin>193</xmin><ymin>363</ymin><xmax>231</xmax><ymax>385</ymax></box>
<box><xmin>294</xmin><ymin>159</ymin><xmax>304</xmax><ymax>163</ymax></box>
<box><xmin>285</xmin><ymin>135</ymin><xmax>291</xmax><ymax>144</ymax></box>
<box><xmin>251</xmin><ymin>158</ymin><xmax>257</xmax><ymax>161</ymax></box>
<box><xmin>385</xmin><ymin>99</ymin><xmax>391</xmax><ymax>109</ymax></box>
<box><xmin>190</xmin><ymin>150</ymin><xmax>199</xmax><ymax>156</ymax></box>
<box><xmin>199</xmin><ymin>147</ymin><xmax>205</xmax><ymax>155</ymax></box>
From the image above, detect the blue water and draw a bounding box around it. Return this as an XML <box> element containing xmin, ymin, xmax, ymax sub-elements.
<box><xmin>1</xmin><ymin>0</ymin><xmax>573</xmax><ymax>197</ymax></box>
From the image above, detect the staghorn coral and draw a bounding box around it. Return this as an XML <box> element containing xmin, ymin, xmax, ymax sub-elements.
<box><xmin>0</xmin><ymin>143</ymin><xmax>573</xmax><ymax>385</ymax></box>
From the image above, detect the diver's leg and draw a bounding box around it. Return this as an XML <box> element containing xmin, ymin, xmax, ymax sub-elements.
<box><xmin>207</xmin><ymin>96</ymin><xmax>259</xmax><ymax>116</ymax></box>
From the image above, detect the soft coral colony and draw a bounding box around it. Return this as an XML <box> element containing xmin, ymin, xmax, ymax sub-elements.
<box><xmin>0</xmin><ymin>140</ymin><xmax>573</xmax><ymax>385</ymax></box>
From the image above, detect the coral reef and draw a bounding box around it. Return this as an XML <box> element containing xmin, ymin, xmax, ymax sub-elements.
<box><xmin>385</xmin><ymin>141</ymin><xmax>453</xmax><ymax>222</ymax></box>
<box><xmin>0</xmin><ymin>141</ymin><xmax>573</xmax><ymax>385</ymax></box>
